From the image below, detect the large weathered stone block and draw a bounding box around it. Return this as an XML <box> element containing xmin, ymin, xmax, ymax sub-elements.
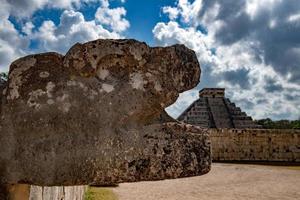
<box><xmin>0</xmin><ymin>39</ymin><xmax>210</xmax><ymax>192</ymax></box>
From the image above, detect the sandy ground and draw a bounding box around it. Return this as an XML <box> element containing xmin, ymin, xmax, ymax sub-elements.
<box><xmin>112</xmin><ymin>163</ymin><xmax>300</xmax><ymax>200</ymax></box>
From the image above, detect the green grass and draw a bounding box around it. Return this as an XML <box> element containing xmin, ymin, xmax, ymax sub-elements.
<box><xmin>286</xmin><ymin>166</ymin><xmax>300</xmax><ymax>170</ymax></box>
<box><xmin>84</xmin><ymin>186</ymin><xmax>118</xmax><ymax>200</ymax></box>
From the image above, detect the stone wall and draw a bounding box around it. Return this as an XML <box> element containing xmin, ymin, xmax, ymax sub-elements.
<box><xmin>210</xmin><ymin>129</ymin><xmax>300</xmax><ymax>162</ymax></box>
<box><xmin>29</xmin><ymin>185</ymin><xmax>87</xmax><ymax>200</ymax></box>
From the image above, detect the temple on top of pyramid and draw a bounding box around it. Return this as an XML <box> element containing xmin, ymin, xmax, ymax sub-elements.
<box><xmin>177</xmin><ymin>88</ymin><xmax>261</xmax><ymax>129</ymax></box>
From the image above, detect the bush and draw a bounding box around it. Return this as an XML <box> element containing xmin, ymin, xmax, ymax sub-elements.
<box><xmin>0</xmin><ymin>72</ymin><xmax>8</xmax><ymax>82</ymax></box>
<box><xmin>255</xmin><ymin>118</ymin><xmax>300</xmax><ymax>129</ymax></box>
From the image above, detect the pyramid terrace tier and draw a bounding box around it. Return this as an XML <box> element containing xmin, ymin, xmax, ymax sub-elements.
<box><xmin>178</xmin><ymin>88</ymin><xmax>261</xmax><ymax>129</ymax></box>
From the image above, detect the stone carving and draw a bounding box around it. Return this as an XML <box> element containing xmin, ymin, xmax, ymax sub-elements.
<box><xmin>0</xmin><ymin>39</ymin><xmax>210</xmax><ymax>198</ymax></box>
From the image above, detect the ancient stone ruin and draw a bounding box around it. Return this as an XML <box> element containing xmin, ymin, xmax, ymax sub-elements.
<box><xmin>178</xmin><ymin>88</ymin><xmax>261</xmax><ymax>128</ymax></box>
<box><xmin>0</xmin><ymin>39</ymin><xmax>211</xmax><ymax>199</ymax></box>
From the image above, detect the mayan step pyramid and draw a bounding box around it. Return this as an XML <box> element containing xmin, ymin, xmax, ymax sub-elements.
<box><xmin>177</xmin><ymin>88</ymin><xmax>261</xmax><ymax>129</ymax></box>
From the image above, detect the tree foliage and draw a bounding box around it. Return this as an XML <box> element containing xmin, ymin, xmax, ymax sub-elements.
<box><xmin>0</xmin><ymin>72</ymin><xmax>8</xmax><ymax>82</ymax></box>
<box><xmin>255</xmin><ymin>118</ymin><xmax>300</xmax><ymax>129</ymax></box>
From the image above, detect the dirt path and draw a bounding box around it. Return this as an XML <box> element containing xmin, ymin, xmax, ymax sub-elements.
<box><xmin>112</xmin><ymin>163</ymin><xmax>300</xmax><ymax>200</ymax></box>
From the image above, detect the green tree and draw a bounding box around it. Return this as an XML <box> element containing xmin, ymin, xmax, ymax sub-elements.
<box><xmin>0</xmin><ymin>72</ymin><xmax>8</xmax><ymax>82</ymax></box>
<box><xmin>255</xmin><ymin>118</ymin><xmax>300</xmax><ymax>129</ymax></box>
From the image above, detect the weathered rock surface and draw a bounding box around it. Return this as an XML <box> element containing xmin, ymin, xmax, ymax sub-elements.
<box><xmin>0</xmin><ymin>39</ymin><xmax>210</xmax><ymax>190</ymax></box>
<box><xmin>0</xmin><ymin>76</ymin><xmax>6</xmax><ymax>115</ymax></box>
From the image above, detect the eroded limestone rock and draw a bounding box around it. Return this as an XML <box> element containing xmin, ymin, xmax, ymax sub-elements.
<box><xmin>0</xmin><ymin>39</ymin><xmax>210</xmax><ymax>189</ymax></box>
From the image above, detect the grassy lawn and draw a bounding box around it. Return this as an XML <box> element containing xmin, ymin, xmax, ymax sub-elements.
<box><xmin>85</xmin><ymin>186</ymin><xmax>118</xmax><ymax>200</ymax></box>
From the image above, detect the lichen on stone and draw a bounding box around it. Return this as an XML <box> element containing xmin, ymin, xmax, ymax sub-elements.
<box><xmin>0</xmin><ymin>39</ymin><xmax>210</xmax><ymax>189</ymax></box>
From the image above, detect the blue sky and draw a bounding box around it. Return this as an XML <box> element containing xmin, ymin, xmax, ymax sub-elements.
<box><xmin>1</xmin><ymin>0</ymin><xmax>300</xmax><ymax>120</ymax></box>
<box><xmin>7</xmin><ymin>0</ymin><xmax>175</xmax><ymax>47</ymax></box>
<box><xmin>121</xmin><ymin>0</ymin><xmax>176</xmax><ymax>44</ymax></box>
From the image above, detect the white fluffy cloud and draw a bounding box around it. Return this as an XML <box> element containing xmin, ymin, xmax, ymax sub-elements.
<box><xmin>22</xmin><ymin>22</ymin><xmax>35</xmax><ymax>35</ymax></box>
<box><xmin>154</xmin><ymin>0</ymin><xmax>300</xmax><ymax>120</ymax></box>
<box><xmin>0</xmin><ymin>0</ymin><xmax>129</xmax><ymax>72</ymax></box>
<box><xmin>162</xmin><ymin>6</ymin><xmax>180</xmax><ymax>20</ymax></box>
<box><xmin>33</xmin><ymin>10</ymin><xmax>121</xmax><ymax>53</ymax></box>
<box><xmin>4</xmin><ymin>0</ymin><xmax>101</xmax><ymax>18</ymax></box>
<box><xmin>0</xmin><ymin>17</ymin><xmax>29</xmax><ymax>72</ymax></box>
<box><xmin>95</xmin><ymin>0</ymin><xmax>130</xmax><ymax>32</ymax></box>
